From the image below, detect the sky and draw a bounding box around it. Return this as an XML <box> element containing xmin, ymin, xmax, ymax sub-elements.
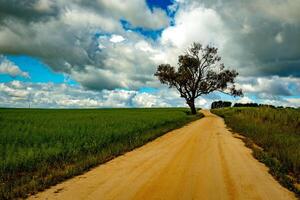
<box><xmin>0</xmin><ymin>0</ymin><xmax>299</xmax><ymax>108</ymax></box>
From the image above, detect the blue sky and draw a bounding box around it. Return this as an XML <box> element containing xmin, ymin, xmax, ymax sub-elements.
<box><xmin>0</xmin><ymin>0</ymin><xmax>299</xmax><ymax>108</ymax></box>
<box><xmin>146</xmin><ymin>0</ymin><xmax>173</xmax><ymax>11</ymax></box>
<box><xmin>1</xmin><ymin>55</ymin><xmax>66</xmax><ymax>83</ymax></box>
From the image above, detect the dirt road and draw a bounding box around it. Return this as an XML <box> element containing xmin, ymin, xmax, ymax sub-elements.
<box><xmin>30</xmin><ymin>110</ymin><xmax>296</xmax><ymax>200</ymax></box>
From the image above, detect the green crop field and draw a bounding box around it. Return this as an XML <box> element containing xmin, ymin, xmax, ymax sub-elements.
<box><xmin>212</xmin><ymin>107</ymin><xmax>300</xmax><ymax>195</ymax></box>
<box><xmin>0</xmin><ymin>108</ymin><xmax>201</xmax><ymax>199</ymax></box>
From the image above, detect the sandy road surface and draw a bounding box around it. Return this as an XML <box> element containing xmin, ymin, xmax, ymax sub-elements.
<box><xmin>30</xmin><ymin>110</ymin><xmax>296</xmax><ymax>200</ymax></box>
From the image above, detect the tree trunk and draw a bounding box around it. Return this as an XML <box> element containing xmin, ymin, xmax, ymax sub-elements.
<box><xmin>187</xmin><ymin>100</ymin><xmax>197</xmax><ymax>115</ymax></box>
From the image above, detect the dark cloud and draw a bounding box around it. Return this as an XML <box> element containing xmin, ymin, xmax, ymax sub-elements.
<box><xmin>232</xmin><ymin>21</ymin><xmax>300</xmax><ymax>77</ymax></box>
<box><xmin>0</xmin><ymin>0</ymin><xmax>59</xmax><ymax>23</ymax></box>
<box><xmin>180</xmin><ymin>0</ymin><xmax>300</xmax><ymax>78</ymax></box>
<box><xmin>236</xmin><ymin>76</ymin><xmax>298</xmax><ymax>96</ymax></box>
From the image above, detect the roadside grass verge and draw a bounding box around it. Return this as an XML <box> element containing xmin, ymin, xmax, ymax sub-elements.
<box><xmin>0</xmin><ymin>108</ymin><xmax>202</xmax><ymax>199</ymax></box>
<box><xmin>212</xmin><ymin>107</ymin><xmax>300</xmax><ymax>196</ymax></box>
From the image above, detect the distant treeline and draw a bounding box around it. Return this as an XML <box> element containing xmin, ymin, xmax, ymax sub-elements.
<box><xmin>211</xmin><ymin>101</ymin><xmax>297</xmax><ymax>109</ymax></box>
<box><xmin>211</xmin><ymin>101</ymin><xmax>232</xmax><ymax>109</ymax></box>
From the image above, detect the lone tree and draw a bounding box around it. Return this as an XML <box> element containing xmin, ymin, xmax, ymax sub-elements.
<box><xmin>155</xmin><ymin>42</ymin><xmax>243</xmax><ymax>114</ymax></box>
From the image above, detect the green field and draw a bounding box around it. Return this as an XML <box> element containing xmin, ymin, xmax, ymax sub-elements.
<box><xmin>212</xmin><ymin>107</ymin><xmax>300</xmax><ymax>195</ymax></box>
<box><xmin>0</xmin><ymin>108</ymin><xmax>201</xmax><ymax>199</ymax></box>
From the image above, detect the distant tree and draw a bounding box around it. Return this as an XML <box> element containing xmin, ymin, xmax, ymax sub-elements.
<box><xmin>155</xmin><ymin>42</ymin><xmax>243</xmax><ymax>114</ymax></box>
<box><xmin>259</xmin><ymin>104</ymin><xmax>276</xmax><ymax>109</ymax></box>
<box><xmin>233</xmin><ymin>103</ymin><xmax>258</xmax><ymax>107</ymax></box>
<box><xmin>211</xmin><ymin>101</ymin><xmax>232</xmax><ymax>109</ymax></box>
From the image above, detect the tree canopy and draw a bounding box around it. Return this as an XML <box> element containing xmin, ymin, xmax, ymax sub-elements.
<box><xmin>155</xmin><ymin>42</ymin><xmax>243</xmax><ymax>114</ymax></box>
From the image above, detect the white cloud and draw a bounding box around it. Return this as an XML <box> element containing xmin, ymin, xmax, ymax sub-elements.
<box><xmin>0</xmin><ymin>80</ymin><xmax>299</xmax><ymax>109</ymax></box>
<box><xmin>110</xmin><ymin>34</ymin><xmax>125</xmax><ymax>43</ymax></box>
<box><xmin>0</xmin><ymin>81</ymin><xmax>164</xmax><ymax>108</ymax></box>
<box><xmin>97</xmin><ymin>0</ymin><xmax>169</xmax><ymax>29</ymax></box>
<box><xmin>236</xmin><ymin>76</ymin><xmax>299</xmax><ymax>96</ymax></box>
<box><xmin>62</xmin><ymin>8</ymin><xmax>121</xmax><ymax>32</ymax></box>
<box><xmin>286</xmin><ymin>98</ymin><xmax>300</xmax><ymax>107</ymax></box>
<box><xmin>135</xmin><ymin>41</ymin><xmax>155</xmax><ymax>52</ymax></box>
<box><xmin>0</xmin><ymin>81</ymin><xmax>213</xmax><ymax>108</ymax></box>
<box><xmin>161</xmin><ymin>6</ymin><xmax>226</xmax><ymax>48</ymax></box>
<box><xmin>0</xmin><ymin>56</ymin><xmax>30</xmax><ymax>78</ymax></box>
<box><xmin>101</xmin><ymin>90</ymin><xmax>136</xmax><ymax>107</ymax></box>
<box><xmin>0</xmin><ymin>81</ymin><xmax>29</xmax><ymax>98</ymax></box>
<box><xmin>132</xmin><ymin>92</ymin><xmax>170</xmax><ymax>107</ymax></box>
<box><xmin>34</xmin><ymin>0</ymin><xmax>54</xmax><ymax>12</ymax></box>
<box><xmin>0</xmin><ymin>81</ymin><xmax>135</xmax><ymax>108</ymax></box>
<box><xmin>155</xmin><ymin>4</ymin><xmax>233</xmax><ymax>68</ymax></box>
<box><xmin>196</xmin><ymin>97</ymin><xmax>208</xmax><ymax>107</ymax></box>
<box><xmin>0</xmin><ymin>0</ymin><xmax>169</xmax><ymax>88</ymax></box>
<box><xmin>237</xmin><ymin>96</ymin><xmax>253</xmax><ymax>104</ymax></box>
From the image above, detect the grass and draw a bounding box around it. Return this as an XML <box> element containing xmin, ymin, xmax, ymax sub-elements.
<box><xmin>0</xmin><ymin>108</ymin><xmax>202</xmax><ymax>199</ymax></box>
<box><xmin>212</xmin><ymin>107</ymin><xmax>300</xmax><ymax>196</ymax></box>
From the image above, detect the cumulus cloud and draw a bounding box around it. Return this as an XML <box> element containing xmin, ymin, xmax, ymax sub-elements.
<box><xmin>95</xmin><ymin>0</ymin><xmax>169</xmax><ymax>29</ymax></box>
<box><xmin>0</xmin><ymin>0</ymin><xmax>169</xmax><ymax>28</ymax></box>
<box><xmin>1</xmin><ymin>0</ymin><xmax>300</xmax><ymax>89</ymax></box>
<box><xmin>132</xmin><ymin>92</ymin><xmax>170</xmax><ymax>107</ymax></box>
<box><xmin>286</xmin><ymin>98</ymin><xmax>300</xmax><ymax>108</ymax></box>
<box><xmin>1</xmin><ymin>80</ymin><xmax>299</xmax><ymax>109</ymax></box>
<box><xmin>0</xmin><ymin>0</ymin><xmax>170</xmax><ymax>90</ymax></box>
<box><xmin>161</xmin><ymin>6</ymin><xmax>226</xmax><ymax>48</ymax></box>
<box><xmin>0</xmin><ymin>81</ymin><xmax>130</xmax><ymax>108</ymax></box>
<box><xmin>234</xmin><ymin>76</ymin><xmax>300</xmax><ymax>107</ymax></box>
<box><xmin>0</xmin><ymin>81</ymin><xmax>225</xmax><ymax>108</ymax></box>
<box><xmin>0</xmin><ymin>56</ymin><xmax>30</xmax><ymax>78</ymax></box>
<box><xmin>236</xmin><ymin>76</ymin><xmax>299</xmax><ymax>96</ymax></box>
<box><xmin>0</xmin><ymin>0</ymin><xmax>58</xmax><ymax>23</ymax></box>
<box><xmin>236</xmin><ymin>96</ymin><xmax>253</xmax><ymax>104</ymax></box>
<box><xmin>110</xmin><ymin>34</ymin><xmax>125</xmax><ymax>43</ymax></box>
<box><xmin>0</xmin><ymin>81</ymin><xmax>180</xmax><ymax>108</ymax></box>
<box><xmin>0</xmin><ymin>0</ymin><xmax>299</xmax><ymax>108</ymax></box>
<box><xmin>166</xmin><ymin>0</ymin><xmax>300</xmax><ymax>78</ymax></box>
